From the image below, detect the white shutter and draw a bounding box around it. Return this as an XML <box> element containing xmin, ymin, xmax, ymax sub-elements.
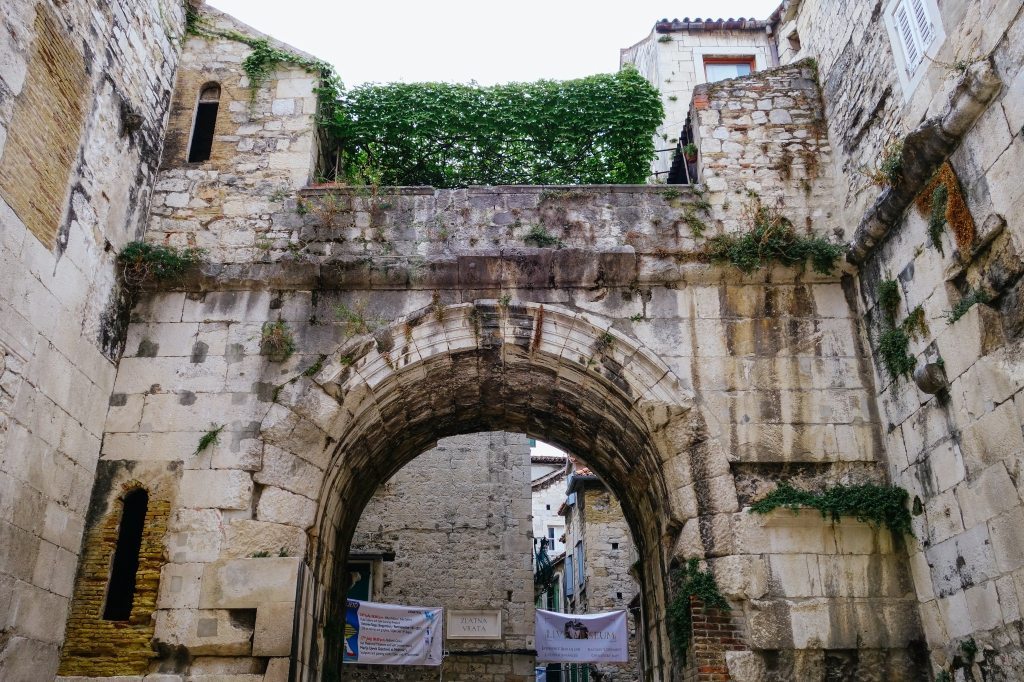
<box><xmin>910</xmin><ymin>0</ymin><xmax>935</xmax><ymax>46</ymax></box>
<box><xmin>895</xmin><ymin>3</ymin><xmax>921</xmax><ymax>71</ymax></box>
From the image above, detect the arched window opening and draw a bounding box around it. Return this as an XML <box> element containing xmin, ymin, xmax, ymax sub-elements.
<box><xmin>187</xmin><ymin>83</ymin><xmax>220</xmax><ymax>163</ymax></box>
<box><xmin>102</xmin><ymin>488</ymin><xmax>148</xmax><ymax>621</ymax></box>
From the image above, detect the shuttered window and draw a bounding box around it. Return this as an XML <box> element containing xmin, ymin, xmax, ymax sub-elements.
<box><xmin>892</xmin><ymin>0</ymin><xmax>936</xmax><ymax>75</ymax></box>
<box><xmin>911</xmin><ymin>0</ymin><xmax>935</xmax><ymax>45</ymax></box>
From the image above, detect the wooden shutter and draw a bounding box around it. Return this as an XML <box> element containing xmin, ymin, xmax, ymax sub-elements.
<box><xmin>895</xmin><ymin>2</ymin><xmax>920</xmax><ymax>72</ymax></box>
<box><xmin>910</xmin><ymin>0</ymin><xmax>935</xmax><ymax>46</ymax></box>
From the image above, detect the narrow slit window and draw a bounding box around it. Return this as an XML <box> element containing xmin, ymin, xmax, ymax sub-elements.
<box><xmin>188</xmin><ymin>83</ymin><xmax>220</xmax><ymax>163</ymax></box>
<box><xmin>102</xmin><ymin>488</ymin><xmax>148</xmax><ymax>621</ymax></box>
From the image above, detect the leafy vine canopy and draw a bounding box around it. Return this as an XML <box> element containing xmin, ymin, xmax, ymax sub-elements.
<box><xmin>325</xmin><ymin>67</ymin><xmax>664</xmax><ymax>187</ymax></box>
<box><xmin>187</xmin><ymin>5</ymin><xmax>663</xmax><ymax>187</ymax></box>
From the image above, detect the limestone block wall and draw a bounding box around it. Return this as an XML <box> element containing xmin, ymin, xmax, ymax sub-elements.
<box><xmin>345</xmin><ymin>432</ymin><xmax>535</xmax><ymax>681</ymax></box>
<box><xmin>711</xmin><ymin>511</ymin><xmax>924</xmax><ymax>679</ymax></box>
<box><xmin>691</xmin><ymin>60</ymin><xmax>837</xmax><ymax>240</ymax></box>
<box><xmin>785</xmin><ymin>0</ymin><xmax>1023</xmax><ymax>228</ymax></box>
<box><xmin>620</xmin><ymin>23</ymin><xmax>774</xmax><ymax>178</ymax></box>
<box><xmin>0</xmin><ymin>0</ymin><xmax>183</xmax><ymax>677</ymax></box>
<box><xmin>148</xmin><ymin>6</ymin><xmax>322</xmax><ymax>264</ymax></box>
<box><xmin>785</xmin><ymin>0</ymin><xmax>1024</xmax><ymax>675</ymax></box>
<box><xmin>83</xmin><ymin>288</ymin><xmax>318</xmax><ymax>681</ymax></box>
<box><xmin>92</xmin><ymin>233</ymin><xmax>916</xmax><ymax>678</ymax></box>
<box><xmin>580</xmin><ymin>489</ymin><xmax>637</xmax><ymax>617</ymax></box>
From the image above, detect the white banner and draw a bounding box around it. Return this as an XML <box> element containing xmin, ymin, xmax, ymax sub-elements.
<box><xmin>535</xmin><ymin>609</ymin><xmax>628</xmax><ymax>663</ymax></box>
<box><xmin>343</xmin><ymin>599</ymin><xmax>443</xmax><ymax>666</ymax></box>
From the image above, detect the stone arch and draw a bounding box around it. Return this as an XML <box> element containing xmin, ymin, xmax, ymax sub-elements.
<box><xmin>259</xmin><ymin>300</ymin><xmax>737</xmax><ymax>680</ymax></box>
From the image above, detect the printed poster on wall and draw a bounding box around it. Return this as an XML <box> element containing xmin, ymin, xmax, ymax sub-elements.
<box><xmin>535</xmin><ymin>608</ymin><xmax>628</xmax><ymax>663</ymax></box>
<box><xmin>343</xmin><ymin>599</ymin><xmax>443</xmax><ymax>666</ymax></box>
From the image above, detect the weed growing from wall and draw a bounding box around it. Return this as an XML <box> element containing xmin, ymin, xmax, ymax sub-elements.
<box><xmin>904</xmin><ymin>305</ymin><xmax>928</xmax><ymax>340</ymax></box>
<box><xmin>118</xmin><ymin>241</ymin><xmax>204</xmax><ymax>287</ymax></box>
<box><xmin>749</xmin><ymin>482</ymin><xmax>912</xmax><ymax>535</ymax></box>
<box><xmin>302</xmin><ymin>354</ymin><xmax>327</xmax><ymax>377</ymax></box>
<box><xmin>335</xmin><ymin>300</ymin><xmax>381</xmax><ymax>339</ymax></box>
<box><xmin>703</xmin><ymin>199</ymin><xmax>842</xmax><ymax>274</ymax></box>
<box><xmin>927</xmin><ymin>184</ymin><xmax>949</xmax><ymax>252</ymax></box>
<box><xmin>946</xmin><ymin>289</ymin><xmax>991</xmax><ymax>324</ymax></box>
<box><xmin>261</xmin><ymin>320</ymin><xmax>296</xmax><ymax>361</ymax></box>
<box><xmin>524</xmin><ymin>225</ymin><xmax>563</xmax><ymax>248</ymax></box>
<box><xmin>879</xmin><ymin>327</ymin><xmax>915</xmax><ymax>379</ymax></box>
<box><xmin>683</xmin><ymin>208</ymin><xmax>707</xmax><ymax>238</ymax></box>
<box><xmin>873</xmin><ymin>280</ymin><xmax>927</xmax><ymax>380</ymax></box>
<box><xmin>194</xmin><ymin>424</ymin><xmax>224</xmax><ymax>455</ymax></box>
<box><xmin>667</xmin><ymin>558</ymin><xmax>730</xmax><ymax>665</ymax></box>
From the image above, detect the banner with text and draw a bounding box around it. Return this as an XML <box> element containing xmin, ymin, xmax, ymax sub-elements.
<box><xmin>535</xmin><ymin>609</ymin><xmax>628</xmax><ymax>663</ymax></box>
<box><xmin>343</xmin><ymin>599</ymin><xmax>443</xmax><ymax>666</ymax></box>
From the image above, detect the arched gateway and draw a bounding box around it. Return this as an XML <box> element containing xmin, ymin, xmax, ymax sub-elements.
<box><xmin>52</xmin><ymin>10</ymin><xmax>931</xmax><ymax>678</ymax></box>
<box><xmin>264</xmin><ymin>300</ymin><xmax>720</xmax><ymax>680</ymax></box>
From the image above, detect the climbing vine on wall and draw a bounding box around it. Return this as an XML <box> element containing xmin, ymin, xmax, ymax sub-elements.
<box><xmin>325</xmin><ymin>68</ymin><xmax>663</xmax><ymax>187</ymax></box>
<box><xmin>749</xmin><ymin>482</ymin><xmax>913</xmax><ymax>535</ymax></box>
<box><xmin>184</xmin><ymin>4</ymin><xmax>342</xmax><ymax>114</ymax></box>
<box><xmin>873</xmin><ymin>277</ymin><xmax>928</xmax><ymax>380</ymax></box>
<box><xmin>666</xmin><ymin>558</ymin><xmax>730</xmax><ymax>665</ymax></box>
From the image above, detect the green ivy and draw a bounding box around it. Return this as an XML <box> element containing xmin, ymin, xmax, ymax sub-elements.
<box><xmin>326</xmin><ymin>67</ymin><xmax>663</xmax><ymax>187</ymax></box>
<box><xmin>667</xmin><ymin>558</ymin><xmax>730</xmax><ymax>665</ymax></box>
<box><xmin>704</xmin><ymin>201</ymin><xmax>842</xmax><ymax>274</ymax></box>
<box><xmin>946</xmin><ymin>288</ymin><xmax>990</xmax><ymax>324</ymax></box>
<box><xmin>749</xmin><ymin>482</ymin><xmax>912</xmax><ymax>535</ymax></box>
<box><xmin>183</xmin><ymin>2</ymin><xmax>202</xmax><ymax>36</ymax></box>
<box><xmin>879</xmin><ymin>326</ymin><xmax>915</xmax><ymax>379</ymax></box>
<box><xmin>928</xmin><ymin>184</ymin><xmax>949</xmax><ymax>252</ymax></box>
<box><xmin>184</xmin><ymin>7</ymin><xmax>342</xmax><ymax>115</ymax></box>
<box><xmin>877</xmin><ymin>279</ymin><xmax>901</xmax><ymax>320</ymax></box>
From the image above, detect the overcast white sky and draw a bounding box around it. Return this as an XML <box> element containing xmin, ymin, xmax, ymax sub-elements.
<box><xmin>206</xmin><ymin>1</ymin><xmax>780</xmax><ymax>86</ymax></box>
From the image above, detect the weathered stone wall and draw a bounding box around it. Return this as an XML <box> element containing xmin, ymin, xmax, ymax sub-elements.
<box><xmin>345</xmin><ymin>432</ymin><xmax>535</xmax><ymax>681</ymax></box>
<box><xmin>784</xmin><ymin>0</ymin><xmax>1024</xmax><ymax>676</ymax></box>
<box><xmin>0</xmin><ymin>0</ymin><xmax>183</xmax><ymax>677</ymax></box>
<box><xmin>103</xmin><ymin>166</ymin><xmax>917</xmax><ymax>676</ymax></box>
<box><xmin>691</xmin><ymin>59</ymin><xmax>837</xmax><ymax>240</ymax></box>
<box><xmin>784</xmin><ymin>0</ymin><xmax>1022</xmax><ymax>228</ymax></box>
<box><xmin>9</xmin><ymin>0</ymin><xmax>1018</xmax><ymax>677</ymax></box>
<box><xmin>620</xmin><ymin>23</ymin><xmax>774</xmax><ymax>178</ymax></box>
<box><xmin>150</xmin><ymin>5</ymin><xmax>322</xmax><ymax>263</ymax></box>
